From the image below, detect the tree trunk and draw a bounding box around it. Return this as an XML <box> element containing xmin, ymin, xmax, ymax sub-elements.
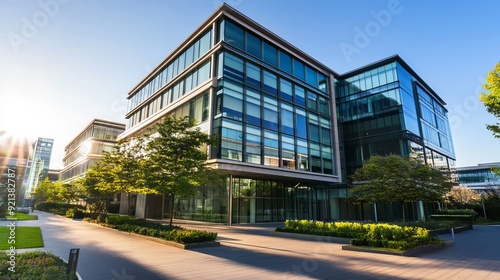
<box><xmin>169</xmin><ymin>194</ymin><xmax>175</xmax><ymax>227</ymax></box>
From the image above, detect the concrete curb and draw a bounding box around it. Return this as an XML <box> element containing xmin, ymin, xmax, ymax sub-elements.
<box><xmin>83</xmin><ymin>220</ymin><xmax>220</xmax><ymax>249</ymax></box>
<box><xmin>342</xmin><ymin>240</ymin><xmax>454</xmax><ymax>257</ymax></box>
<box><xmin>269</xmin><ymin>230</ymin><xmax>351</xmax><ymax>244</ymax></box>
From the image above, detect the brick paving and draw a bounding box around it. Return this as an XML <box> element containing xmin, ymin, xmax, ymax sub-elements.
<box><xmin>3</xmin><ymin>211</ymin><xmax>500</xmax><ymax>279</ymax></box>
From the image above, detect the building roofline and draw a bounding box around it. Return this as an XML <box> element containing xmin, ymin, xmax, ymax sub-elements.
<box><xmin>64</xmin><ymin>119</ymin><xmax>126</xmax><ymax>150</ymax></box>
<box><xmin>338</xmin><ymin>55</ymin><xmax>446</xmax><ymax>106</ymax></box>
<box><xmin>126</xmin><ymin>3</ymin><xmax>340</xmax><ymax>99</ymax></box>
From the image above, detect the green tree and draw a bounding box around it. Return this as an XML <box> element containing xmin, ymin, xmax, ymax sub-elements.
<box><xmin>76</xmin><ymin>165</ymin><xmax>115</xmax><ymax>214</ymax></box>
<box><xmin>350</xmin><ymin>155</ymin><xmax>453</xmax><ymax>221</ymax></box>
<box><xmin>446</xmin><ymin>185</ymin><xmax>480</xmax><ymax>206</ymax></box>
<box><xmin>145</xmin><ymin>116</ymin><xmax>215</xmax><ymax>226</ymax></box>
<box><xmin>33</xmin><ymin>178</ymin><xmax>58</xmax><ymax>203</ymax></box>
<box><xmin>96</xmin><ymin>138</ymin><xmax>157</xmax><ymax>215</ymax></box>
<box><xmin>480</xmin><ymin>61</ymin><xmax>500</xmax><ymax>138</ymax></box>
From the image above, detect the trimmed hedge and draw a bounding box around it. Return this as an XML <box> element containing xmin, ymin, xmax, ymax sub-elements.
<box><xmin>279</xmin><ymin>220</ymin><xmax>440</xmax><ymax>251</ymax></box>
<box><xmin>428</xmin><ymin>214</ymin><xmax>474</xmax><ymax>224</ymax></box>
<box><xmin>435</xmin><ymin>209</ymin><xmax>478</xmax><ymax>217</ymax></box>
<box><xmin>65</xmin><ymin>208</ymin><xmax>84</xmax><ymax>219</ymax></box>
<box><xmin>0</xmin><ymin>251</ymin><xmax>78</xmax><ymax>279</ymax></box>
<box><xmin>84</xmin><ymin>214</ymin><xmax>217</xmax><ymax>244</ymax></box>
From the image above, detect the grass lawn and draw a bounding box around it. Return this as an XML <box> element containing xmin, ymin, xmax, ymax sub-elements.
<box><xmin>0</xmin><ymin>226</ymin><xmax>44</xmax><ymax>250</ymax></box>
<box><xmin>7</xmin><ymin>212</ymin><xmax>38</xmax><ymax>220</ymax></box>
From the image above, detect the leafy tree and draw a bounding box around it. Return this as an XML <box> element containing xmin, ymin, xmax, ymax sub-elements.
<box><xmin>446</xmin><ymin>185</ymin><xmax>480</xmax><ymax>206</ymax></box>
<box><xmin>76</xmin><ymin>165</ymin><xmax>115</xmax><ymax>214</ymax></box>
<box><xmin>145</xmin><ymin>116</ymin><xmax>215</xmax><ymax>226</ymax></box>
<box><xmin>95</xmin><ymin>138</ymin><xmax>157</xmax><ymax>215</ymax></box>
<box><xmin>33</xmin><ymin>178</ymin><xmax>58</xmax><ymax>203</ymax></box>
<box><xmin>350</xmin><ymin>155</ymin><xmax>453</xmax><ymax>221</ymax></box>
<box><xmin>480</xmin><ymin>61</ymin><xmax>500</xmax><ymax>138</ymax></box>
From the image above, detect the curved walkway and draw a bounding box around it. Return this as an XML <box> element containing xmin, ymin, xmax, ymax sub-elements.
<box><xmin>2</xmin><ymin>211</ymin><xmax>500</xmax><ymax>279</ymax></box>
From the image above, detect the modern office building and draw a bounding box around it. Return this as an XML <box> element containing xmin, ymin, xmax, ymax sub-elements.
<box><xmin>119</xmin><ymin>4</ymin><xmax>455</xmax><ymax>223</ymax></box>
<box><xmin>60</xmin><ymin>119</ymin><xmax>125</xmax><ymax>183</ymax></box>
<box><xmin>336</xmin><ymin>56</ymin><xmax>456</xmax><ymax>221</ymax></box>
<box><xmin>457</xmin><ymin>162</ymin><xmax>500</xmax><ymax>192</ymax></box>
<box><xmin>22</xmin><ymin>137</ymin><xmax>54</xmax><ymax>205</ymax></box>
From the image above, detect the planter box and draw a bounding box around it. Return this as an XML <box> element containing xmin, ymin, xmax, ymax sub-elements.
<box><xmin>129</xmin><ymin>232</ymin><xmax>220</xmax><ymax>250</ymax></box>
<box><xmin>270</xmin><ymin>231</ymin><xmax>351</xmax><ymax>244</ymax></box>
<box><xmin>342</xmin><ymin>240</ymin><xmax>453</xmax><ymax>257</ymax></box>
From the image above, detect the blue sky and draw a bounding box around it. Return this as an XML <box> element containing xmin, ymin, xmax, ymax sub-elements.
<box><xmin>1</xmin><ymin>0</ymin><xmax>499</xmax><ymax>169</ymax></box>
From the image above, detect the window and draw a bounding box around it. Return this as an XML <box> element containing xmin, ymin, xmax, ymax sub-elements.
<box><xmin>246</xmin><ymin>32</ymin><xmax>261</xmax><ymax>58</ymax></box>
<box><xmin>280</xmin><ymin>103</ymin><xmax>294</xmax><ymax>135</ymax></box>
<box><xmin>307</xmin><ymin>91</ymin><xmax>317</xmax><ymax>111</ymax></box>
<box><xmin>222</xmin><ymin>81</ymin><xmax>243</xmax><ymax>120</ymax></box>
<box><xmin>263</xmin><ymin>70</ymin><xmax>277</xmax><ymax>94</ymax></box>
<box><xmin>295</xmin><ymin>108</ymin><xmax>307</xmax><ymax>139</ymax></box>
<box><xmin>295</xmin><ymin>85</ymin><xmax>305</xmax><ymax>106</ymax></box>
<box><xmin>245</xmin><ymin>125</ymin><xmax>261</xmax><ymax>164</ymax></box>
<box><xmin>319</xmin><ymin>96</ymin><xmax>329</xmax><ymax>115</ymax></box>
<box><xmin>279</xmin><ymin>79</ymin><xmax>293</xmax><ymax>102</ymax></box>
<box><xmin>245</xmin><ymin>89</ymin><xmax>261</xmax><ymax>126</ymax></box>
<box><xmin>225</xmin><ymin>20</ymin><xmax>244</xmax><ymax>49</ymax></box>
<box><xmin>263</xmin><ymin>130</ymin><xmax>279</xmax><ymax>166</ymax></box>
<box><xmin>246</xmin><ymin>62</ymin><xmax>261</xmax><ymax>89</ymax></box>
<box><xmin>297</xmin><ymin>139</ymin><xmax>308</xmax><ymax>171</ymax></box>
<box><xmin>281</xmin><ymin>135</ymin><xmax>295</xmax><ymax>169</ymax></box>
<box><xmin>306</xmin><ymin>65</ymin><xmax>317</xmax><ymax>86</ymax></box>
<box><xmin>293</xmin><ymin>59</ymin><xmax>305</xmax><ymax>80</ymax></box>
<box><xmin>279</xmin><ymin>50</ymin><xmax>292</xmax><ymax>74</ymax></box>
<box><xmin>263</xmin><ymin>96</ymin><xmax>278</xmax><ymax>130</ymax></box>
<box><xmin>263</xmin><ymin>41</ymin><xmax>277</xmax><ymax>66</ymax></box>
<box><xmin>223</xmin><ymin>53</ymin><xmax>243</xmax><ymax>81</ymax></box>
<box><xmin>221</xmin><ymin>119</ymin><xmax>243</xmax><ymax>161</ymax></box>
<box><xmin>308</xmin><ymin>113</ymin><xmax>320</xmax><ymax>142</ymax></box>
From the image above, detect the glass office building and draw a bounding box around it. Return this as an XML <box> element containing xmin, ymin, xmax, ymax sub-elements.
<box><xmin>120</xmin><ymin>4</ymin><xmax>342</xmax><ymax>223</ymax></box>
<box><xmin>457</xmin><ymin>162</ymin><xmax>500</xmax><ymax>192</ymax></box>
<box><xmin>337</xmin><ymin>56</ymin><xmax>456</xmax><ymax>176</ymax></box>
<box><xmin>119</xmin><ymin>4</ymin><xmax>455</xmax><ymax>223</ymax></box>
<box><xmin>336</xmin><ymin>57</ymin><xmax>456</xmax><ymax>221</ymax></box>
<box><xmin>22</xmin><ymin>137</ymin><xmax>54</xmax><ymax>205</ymax></box>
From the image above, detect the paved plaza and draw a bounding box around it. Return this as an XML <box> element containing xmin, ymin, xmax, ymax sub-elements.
<box><xmin>3</xmin><ymin>211</ymin><xmax>500</xmax><ymax>279</ymax></box>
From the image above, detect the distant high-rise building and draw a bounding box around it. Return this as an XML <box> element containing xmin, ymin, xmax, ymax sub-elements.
<box><xmin>0</xmin><ymin>132</ymin><xmax>32</xmax><ymax>210</ymax></box>
<box><xmin>22</xmin><ymin>137</ymin><xmax>54</xmax><ymax>204</ymax></box>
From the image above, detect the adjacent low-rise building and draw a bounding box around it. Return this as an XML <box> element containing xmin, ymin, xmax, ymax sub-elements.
<box><xmin>457</xmin><ymin>162</ymin><xmax>500</xmax><ymax>192</ymax></box>
<box><xmin>60</xmin><ymin>119</ymin><xmax>125</xmax><ymax>183</ymax></box>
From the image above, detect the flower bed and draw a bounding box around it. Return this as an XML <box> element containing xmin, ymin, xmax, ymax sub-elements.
<box><xmin>0</xmin><ymin>251</ymin><xmax>78</xmax><ymax>280</ymax></box>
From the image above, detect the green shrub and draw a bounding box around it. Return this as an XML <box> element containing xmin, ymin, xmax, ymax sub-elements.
<box><xmin>0</xmin><ymin>251</ymin><xmax>78</xmax><ymax>279</ymax></box>
<box><xmin>435</xmin><ymin>209</ymin><xmax>478</xmax><ymax>217</ymax></box>
<box><xmin>429</xmin><ymin>214</ymin><xmax>474</xmax><ymax>224</ymax></box>
<box><xmin>281</xmin><ymin>220</ymin><xmax>439</xmax><ymax>251</ymax></box>
<box><xmin>65</xmin><ymin>208</ymin><xmax>75</xmax><ymax>219</ymax></box>
<box><xmin>85</xmin><ymin>214</ymin><xmax>217</xmax><ymax>244</ymax></box>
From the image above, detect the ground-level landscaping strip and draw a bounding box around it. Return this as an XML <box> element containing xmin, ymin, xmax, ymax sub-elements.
<box><xmin>83</xmin><ymin>214</ymin><xmax>219</xmax><ymax>249</ymax></box>
<box><xmin>0</xmin><ymin>251</ymin><xmax>78</xmax><ymax>279</ymax></box>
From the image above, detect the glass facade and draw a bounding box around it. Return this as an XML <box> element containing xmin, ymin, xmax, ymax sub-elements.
<box><xmin>213</xmin><ymin>20</ymin><xmax>336</xmax><ymax>175</ymax></box>
<box><xmin>121</xmin><ymin>5</ymin><xmax>456</xmax><ymax>224</ymax></box>
<box><xmin>337</xmin><ymin>61</ymin><xmax>456</xmax><ymax>176</ymax></box>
